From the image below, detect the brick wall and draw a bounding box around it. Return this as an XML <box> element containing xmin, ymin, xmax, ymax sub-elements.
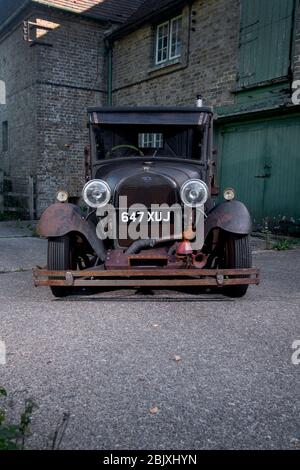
<box><xmin>112</xmin><ymin>0</ymin><xmax>240</xmax><ymax>108</ymax></box>
<box><xmin>111</xmin><ymin>0</ymin><xmax>300</xmax><ymax>108</ymax></box>
<box><xmin>0</xmin><ymin>17</ymin><xmax>38</xmax><ymax>179</ymax></box>
<box><xmin>0</xmin><ymin>8</ymin><xmax>108</xmax><ymax>216</ymax></box>
<box><xmin>33</xmin><ymin>11</ymin><xmax>107</xmax><ymax>214</ymax></box>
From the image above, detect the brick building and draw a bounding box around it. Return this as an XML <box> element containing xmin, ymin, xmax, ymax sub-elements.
<box><xmin>0</xmin><ymin>0</ymin><xmax>143</xmax><ymax>216</ymax></box>
<box><xmin>1</xmin><ymin>0</ymin><xmax>300</xmax><ymax>225</ymax></box>
<box><xmin>110</xmin><ymin>0</ymin><xmax>239</xmax><ymax>108</ymax></box>
<box><xmin>108</xmin><ymin>0</ymin><xmax>300</xmax><ymax>226</ymax></box>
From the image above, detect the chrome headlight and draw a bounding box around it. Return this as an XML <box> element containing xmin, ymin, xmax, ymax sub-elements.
<box><xmin>180</xmin><ymin>179</ymin><xmax>209</xmax><ymax>207</ymax></box>
<box><xmin>82</xmin><ymin>180</ymin><xmax>111</xmax><ymax>208</ymax></box>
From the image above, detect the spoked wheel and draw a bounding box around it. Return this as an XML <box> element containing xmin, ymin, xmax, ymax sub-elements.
<box><xmin>222</xmin><ymin>232</ymin><xmax>252</xmax><ymax>298</ymax></box>
<box><xmin>47</xmin><ymin>235</ymin><xmax>75</xmax><ymax>298</ymax></box>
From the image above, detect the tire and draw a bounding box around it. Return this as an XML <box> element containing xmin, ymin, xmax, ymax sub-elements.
<box><xmin>222</xmin><ymin>233</ymin><xmax>252</xmax><ymax>298</ymax></box>
<box><xmin>47</xmin><ymin>236</ymin><xmax>73</xmax><ymax>298</ymax></box>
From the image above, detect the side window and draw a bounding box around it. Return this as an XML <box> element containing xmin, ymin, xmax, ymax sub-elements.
<box><xmin>238</xmin><ymin>0</ymin><xmax>295</xmax><ymax>87</ymax></box>
<box><xmin>2</xmin><ymin>121</ymin><xmax>8</xmax><ymax>152</ymax></box>
<box><xmin>155</xmin><ymin>15</ymin><xmax>182</xmax><ymax>65</ymax></box>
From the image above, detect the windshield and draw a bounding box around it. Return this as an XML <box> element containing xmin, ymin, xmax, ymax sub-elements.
<box><xmin>91</xmin><ymin>125</ymin><xmax>205</xmax><ymax>160</ymax></box>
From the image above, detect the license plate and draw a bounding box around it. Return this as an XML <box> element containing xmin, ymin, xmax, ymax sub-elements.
<box><xmin>120</xmin><ymin>211</ymin><xmax>171</xmax><ymax>223</ymax></box>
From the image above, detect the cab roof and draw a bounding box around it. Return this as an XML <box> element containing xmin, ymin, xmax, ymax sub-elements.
<box><xmin>88</xmin><ymin>106</ymin><xmax>213</xmax><ymax>127</ymax></box>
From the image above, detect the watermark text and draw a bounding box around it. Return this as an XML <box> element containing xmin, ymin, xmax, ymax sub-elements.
<box><xmin>0</xmin><ymin>340</ymin><xmax>6</xmax><ymax>365</ymax></box>
<box><xmin>292</xmin><ymin>340</ymin><xmax>300</xmax><ymax>366</ymax></box>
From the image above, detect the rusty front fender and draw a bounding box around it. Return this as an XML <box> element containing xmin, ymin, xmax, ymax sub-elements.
<box><xmin>204</xmin><ymin>200</ymin><xmax>252</xmax><ymax>238</ymax></box>
<box><xmin>37</xmin><ymin>203</ymin><xmax>106</xmax><ymax>261</ymax></box>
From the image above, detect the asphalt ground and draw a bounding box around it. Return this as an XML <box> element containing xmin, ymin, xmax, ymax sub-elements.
<box><xmin>0</xmin><ymin>221</ymin><xmax>299</xmax><ymax>450</ymax></box>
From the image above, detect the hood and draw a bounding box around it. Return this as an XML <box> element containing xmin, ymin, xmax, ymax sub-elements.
<box><xmin>94</xmin><ymin>157</ymin><xmax>206</xmax><ymax>198</ymax></box>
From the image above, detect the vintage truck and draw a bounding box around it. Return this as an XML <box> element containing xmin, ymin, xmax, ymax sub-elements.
<box><xmin>33</xmin><ymin>106</ymin><xmax>259</xmax><ymax>297</ymax></box>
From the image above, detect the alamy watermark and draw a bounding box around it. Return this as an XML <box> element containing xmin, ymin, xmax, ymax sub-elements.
<box><xmin>292</xmin><ymin>340</ymin><xmax>300</xmax><ymax>366</ymax></box>
<box><xmin>292</xmin><ymin>80</ymin><xmax>300</xmax><ymax>105</ymax></box>
<box><xmin>0</xmin><ymin>340</ymin><xmax>6</xmax><ymax>365</ymax></box>
<box><xmin>0</xmin><ymin>80</ymin><xmax>6</xmax><ymax>105</ymax></box>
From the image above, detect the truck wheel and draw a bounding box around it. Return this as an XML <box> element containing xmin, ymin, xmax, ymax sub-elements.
<box><xmin>47</xmin><ymin>235</ymin><xmax>74</xmax><ymax>298</ymax></box>
<box><xmin>222</xmin><ymin>233</ymin><xmax>252</xmax><ymax>298</ymax></box>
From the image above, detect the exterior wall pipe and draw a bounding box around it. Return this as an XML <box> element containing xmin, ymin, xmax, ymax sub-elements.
<box><xmin>105</xmin><ymin>39</ymin><xmax>113</xmax><ymax>106</ymax></box>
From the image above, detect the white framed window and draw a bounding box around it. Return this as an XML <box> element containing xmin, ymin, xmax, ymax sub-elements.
<box><xmin>138</xmin><ymin>133</ymin><xmax>164</xmax><ymax>149</ymax></box>
<box><xmin>155</xmin><ymin>15</ymin><xmax>182</xmax><ymax>65</ymax></box>
<box><xmin>170</xmin><ymin>16</ymin><xmax>182</xmax><ymax>59</ymax></box>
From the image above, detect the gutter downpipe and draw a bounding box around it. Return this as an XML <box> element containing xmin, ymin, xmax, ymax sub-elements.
<box><xmin>105</xmin><ymin>39</ymin><xmax>113</xmax><ymax>107</ymax></box>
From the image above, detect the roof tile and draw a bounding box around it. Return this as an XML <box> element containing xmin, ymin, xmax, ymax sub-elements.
<box><xmin>110</xmin><ymin>0</ymin><xmax>188</xmax><ymax>38</ymax></box>
<box><xmin>0</xmin><ymin>0</ymin><xmax>145</xmax><ymax>26</ymax></box>
<box><xmin>34</xmin><ymin>0</ymin><xmax>145</xmax><ymax>22</ymax></box>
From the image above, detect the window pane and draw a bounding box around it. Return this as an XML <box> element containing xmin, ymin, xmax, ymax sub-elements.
<box><xmin>170</xmin><ymin>17</ymin><xmax>182</xmax><ymax>59</ymax></box>
<box><xmin>156</xmin><ymin>22</ymin><xmax>169</xmax><ymax>63</ymax></box>
<box><xmin>139</xmin><ymin>133</ymin><xmax>164</xmax><ymax>149</ymax></box>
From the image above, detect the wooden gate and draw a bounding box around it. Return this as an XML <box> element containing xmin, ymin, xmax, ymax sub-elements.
<box><xmin>217</xmin><ymin>114</ymin><xmax>300</xmax><ymax>229</ymax></box>
<box><xmin>0</xmin><ymin>171</ymin><xmax>35</xmax><ymax>220</ymax></box>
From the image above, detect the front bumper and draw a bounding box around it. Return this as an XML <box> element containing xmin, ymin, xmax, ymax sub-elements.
<box><xmin>33</xmin><ymin>267</ymin><xmax>260</xmax><ymax>288</ymax></box>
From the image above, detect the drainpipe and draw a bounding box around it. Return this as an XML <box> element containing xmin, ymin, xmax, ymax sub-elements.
<box><xmin>105</xmin><ymin>39</ymin><xmax>113</xmax><ymax>106</ymax></box>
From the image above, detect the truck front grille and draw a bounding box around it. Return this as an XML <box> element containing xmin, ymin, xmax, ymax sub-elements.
<box><xmin>116</xmin><ymin>173</ymin><xmax>178</xmax><ymax>247</ymax></box>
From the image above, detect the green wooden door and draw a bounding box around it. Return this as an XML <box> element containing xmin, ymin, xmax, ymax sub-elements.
<box><xmin>238</xmin><ymin>0</ymin><xmax>295</xmax><ymax>87</ymax></box>
<box><xmin>218</xmin><ymin>116</ymin><xmax>300</xmax><ymax>226</ymax></box>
